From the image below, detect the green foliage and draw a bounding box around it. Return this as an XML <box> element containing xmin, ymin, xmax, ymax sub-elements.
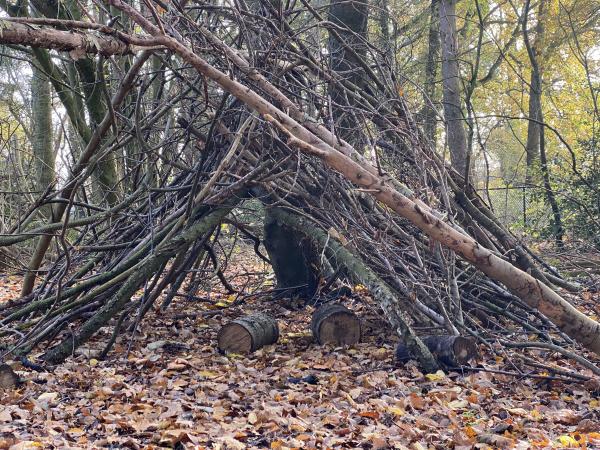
<box><xmin>557</xmin><ymin>139</ymin><xmax>600</xmax><ymax>246</ymax></box>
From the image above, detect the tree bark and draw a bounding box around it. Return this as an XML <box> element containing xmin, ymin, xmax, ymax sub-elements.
<box><xmin>0</xmin><ymin>19</ymin><xmax>142</xmax><ymax>55</ymax></box>
<box><xmin>439</xmin><ymin>0</ymin><xmax>469</xmax><ymax>175</ymax></box>
<box><xmin>328</xmin><ymin>0</ymin><xmax>369</xmax><ymax>146</ymax></box>
<box><xmin>263</xmin><ymin>207</ymin><xmax>320</xmax><ymax>297</ymax></box>
<box><xmin>422</xmin><ymin>0</ymin><xmax>440</xmax><ymax>149</ymax></box>
<box><xmin>30</xmin><ymin>64</ymin><xmax>56</xmax><ymax>216</ymax></box>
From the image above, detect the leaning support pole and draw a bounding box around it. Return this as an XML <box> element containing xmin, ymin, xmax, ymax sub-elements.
<box><xmin>102</xmin><ymin>4</ymin><xmax>600</xmax><ymax>355</ymax></box>
<box><xmin>268</xmin><ymin>208</ymin><xmax>440</xmax><ymax>372</ymax></box>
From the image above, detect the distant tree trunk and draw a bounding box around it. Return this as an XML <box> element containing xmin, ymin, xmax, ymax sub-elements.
<box><xmin>525</xmin><ymin>71</ymin><xmax>542</xmax><ymax>183</ymax></box>
<box><xmin>439</xmin><ymin>0</ymin><xmax>468</xmax><ymax>176</ymax></box>
<box><xmin>376</xmin><ymin>0</ymin><xmax>391</xmax><ymax>59</ymax></box>
<box><xmin>22</xmin><ymin>65</ymin><xmax>55</xmax><ymax>295</ymax></box>
<box><xmin>422</xmin><ymin>0</ymin><xmax>440</xmax><ymax>150</ymax></box>
<box><xmin>522</xmin><ymin>0</ymin><xmax>564</xmax><ymax>247</ymax></box>
<box><xmin>75</xmin><ymin>59</ymin><xmax>120</xmax><ymax>207</ymax></box>
<box><xmin>328</xmin><ymin>0</ymin><xmax>369</xmax><ymax>146</ymax></box>
<box><xmin>31</xmin><ymin>65</ymin><xmax>55</xmax><ymax>205</ymax></box>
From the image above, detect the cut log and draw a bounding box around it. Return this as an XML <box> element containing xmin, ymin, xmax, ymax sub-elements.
<box><xmin>0</xmin><ymin>364</ymin><xmax>20</xmax><ymax>389</ymax></box>
<box><xmin>395</xmin><ymin>335</ymin><xmax>479</xmax><ymax>367</ymax></box>
<box><xmin>217</xmin><ymin>313</ymin><xmax>279</xmax><ymax>353</ymax></box>
<box><xmin>311</xmin><ymin>303</ymin><xmax>361</xmax><ymax>345</ymax></box>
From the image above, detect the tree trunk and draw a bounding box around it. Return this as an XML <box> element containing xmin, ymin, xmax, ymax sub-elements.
<box><xmin>525</xmin><ymin>70</ymin><xmax>541</xmax><ymax>183</ymax></box>
<box><xmin>30</xmin><ymin>64</ymin><xmax>55</xmax><ymax>217</ymax></box>
<box><xmin>263</xmin><ymin>207</ymin><xmax>320</xmax><ymax>298</ymax></box>
<box><xmin>523</xmin><ymin>0</ymin><xmax>564</xmax><ymax>247</ymax></box>
<box><xmin>75</xmin><ymin>58</ymin><xmax>120</xmax><ymax>207</ymax></box>
<box><xmin>396</xmin><ymin>335</ymin><xmax>479</xmax><ymax>367</ymax></box>
<box><xmin>439</xmin><ymin>0</ymin><xmax>469</xmax><ymax>175</ymax></box>
<box><xmin>21</xmin><ymin>65</ymin><xmax>56</xmax><ymax>295</ymax></box>
<box><xmin>328</xmin><ymin>0</ymin><xmax>369</xmax><ymax>146</ymax></box>
<box><xmin>422</xmin><ymin>0</ymin><xmax>440</xmax><ymax>149</ymax></box>
<box><xmin>311</xmin><ymin>303</ymin><xmax>361</xmax><ymax>345</ymax></box>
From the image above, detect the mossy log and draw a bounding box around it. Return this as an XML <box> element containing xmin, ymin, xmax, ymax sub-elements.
<box><xmin>217</xmin><ymin>313</ymin><xmax>279</xmax><ymax>353</ymax></box>
<box><xmin>395</xmin><ymin>335</ymin><xmax>479</xmax><ymax>367</ymax></box>
<box><xmin>311</xmin><ymin>303</ymin><xmax>360</xmax><ymax>345</ymax></box>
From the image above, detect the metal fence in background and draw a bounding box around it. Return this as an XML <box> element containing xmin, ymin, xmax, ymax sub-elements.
<box><xmin>476</xmin><ymin>185</ymin><xmax>552</xmax><ymax>234</ymax></box>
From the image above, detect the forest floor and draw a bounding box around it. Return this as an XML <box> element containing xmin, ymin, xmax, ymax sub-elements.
<box><xmin>1</xmin><ymin>245</ymin><xmax>600</xmax><ymax>449</ymax></box>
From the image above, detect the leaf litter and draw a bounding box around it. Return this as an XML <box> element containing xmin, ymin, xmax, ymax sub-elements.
<box><xmin>1</xmin><ymin>250</ymin><xmax>600</xmax><ymax>449</ymax></box>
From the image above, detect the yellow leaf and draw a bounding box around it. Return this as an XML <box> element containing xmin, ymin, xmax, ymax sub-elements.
<box><xmin>557</xmin><ymin>435</ymin><xmax>578</xmax><ymax>447</ymax></box>
<box><xmin>89</xmin><ymin>358</ymin><xmax>98</xmax><ymax>367</ymax></box>
<box><xmin>531</xmin><ymin>409</ymin><xmax>543</xmax><ymax>420</ymax></box>
<box><xmin>270</xmin><ymin>441</ymin><xmax>284</xmax><ymax>449</ymax></box>
<box><xmin>387</xmin><ymin>407</ymin><xmax>405</xmax><ymax>416</ymax></box>
<box><xmin>464</xmin><ymin>426</ymin><xmax>477</xmax><ymax>438</ymax></box>
<box><xmin>425</xmin><ymin>370</ymin><xmax>446</xmax><ymax>382</ymax></box>
<box><xmin>198</xmin><ymin>370</ymin><xmax>218</xmax><ymax>378</ymax></box>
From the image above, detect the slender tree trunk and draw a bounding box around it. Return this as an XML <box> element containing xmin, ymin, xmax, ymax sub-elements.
<box><xmin>439</xmin><ymin>0</ymin><xmax>469</xmax><ymax>175</ymax></box>
<box><xmin>376</xmin><ymin>0</ymin><xmax>391</xmax><ymax>59</ymax></box>
<box><xmin>422</xmin><ymin>0</ymin><xmax>440</xmax><ymax>150</ymax></box>
<box><xmin>525</xmin><ymin>70</ymin><xmax>541</xmax><ymax>183</ymax></box>
<box><xmin>328</xmin><ymin>0</ymin><xmax>369</xmax><ymax>146</ymax></box>
<box><xmin>31</xmin><ymin>65</ymin><xmax>55</xmax><ymax>207</ymax></box>
<box><xmin>522</xmin><ymin>0</ymin><xmax>564</xmax><ymax>247</ymax></box>
<box><xmin>22</xmin><ymin>65</ymin><xmax>56</xmax><ymax>293</ymax></box>
<box><xmin>75</xmin><ymin>59</ymin><xmax>120</xmax><ymax>206</ymax></box>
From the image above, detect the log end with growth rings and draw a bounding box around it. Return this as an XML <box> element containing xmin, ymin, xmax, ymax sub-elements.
<box><xmin>311</xmin><ymin>303</ymin><xmax>361</xmax><ymax>346</ymax></box>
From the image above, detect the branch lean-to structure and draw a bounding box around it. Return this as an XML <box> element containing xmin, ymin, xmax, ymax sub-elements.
<box><xmin>0</xmin><ymin>2</ymin><xmax>598</xmax><ymax>374</ymax></box>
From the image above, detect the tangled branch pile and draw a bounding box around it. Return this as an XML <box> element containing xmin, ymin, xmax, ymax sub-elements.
<box><xmin>0</xmin><ymin>0</ymin><xmax>598</xmax><ymax>375</ymax></box>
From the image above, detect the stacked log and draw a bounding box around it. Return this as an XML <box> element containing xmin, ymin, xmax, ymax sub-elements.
<box><xmin>311</xmin><ymin>303</ymin><xmax>361</xmax><ymax>345</ymax></box>
<box><xmin>217</xmin><ymin>313</ymin><xmax>279</xmax><ymax>353</ymax></box>
<box><xmin>395</xmin><ymin>335</ymin><xmax>479</xmax><ymax>367</ymax></box>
